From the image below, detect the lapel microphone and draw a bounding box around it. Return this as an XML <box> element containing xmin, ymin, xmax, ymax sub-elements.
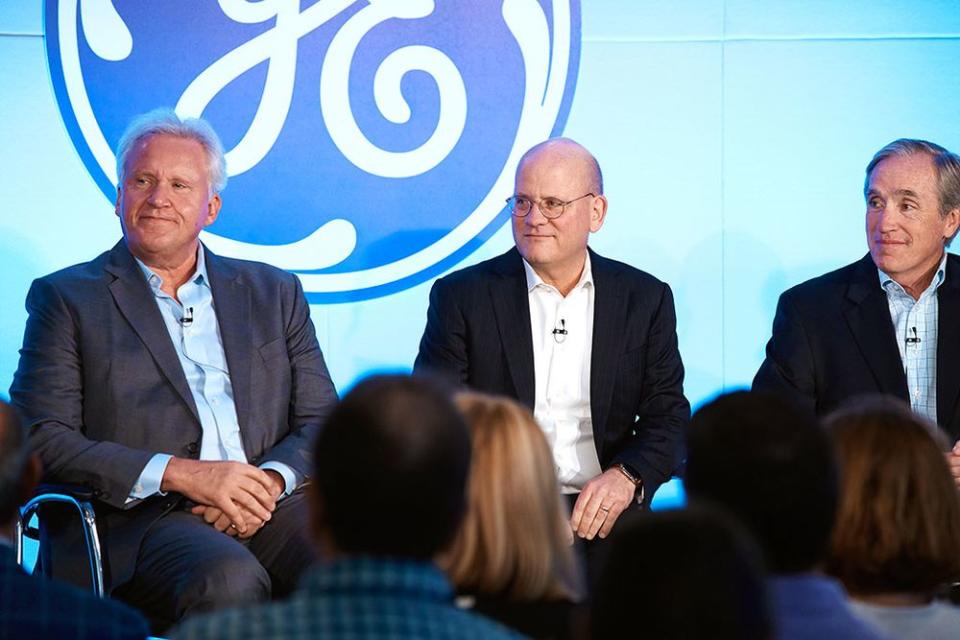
<box><xmin>905</xmin><ymin>326</ymin><xmax>921</xmax><ymax>344</ymax></box>
<box><xmin>552</xmin><ymin>318</ymin><xmax>568</xmax><ymax>343</ymax></box>
<box><xmin>179</xmin><ymin>307</ymin><xmax>194</xmax><ymax>327</ymax></box>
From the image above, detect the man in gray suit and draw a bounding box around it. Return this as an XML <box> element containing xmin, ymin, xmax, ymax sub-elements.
<box><xmin>10</xmin><ymin>109</ymin><xmax>337</xmax><ymax>632</ymax></box>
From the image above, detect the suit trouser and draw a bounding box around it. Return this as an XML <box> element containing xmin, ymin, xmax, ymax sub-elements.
<box><xmin>113</xmin><ymin>486</ymin><xmax>316</xmax><ymax>634</ymax></box>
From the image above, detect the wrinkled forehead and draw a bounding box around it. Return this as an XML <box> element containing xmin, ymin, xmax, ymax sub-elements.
<box><xmin>866</xmin><ymin>152</ymin><xmax>938</xmax><ymax>193</ymax></box>
<box><xmin>126</xmin><ymin>133</ymin><xmax>208</xmax><ymax>173</ymax></box>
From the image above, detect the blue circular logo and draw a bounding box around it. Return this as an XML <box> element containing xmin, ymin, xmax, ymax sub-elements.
<box><xmin>45</xmin><ymin>0</ymin><xmax>581</xmax><ymax>302</ymax></box>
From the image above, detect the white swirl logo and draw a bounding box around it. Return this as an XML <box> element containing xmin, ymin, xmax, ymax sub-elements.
<box><xmin>46</xmin><ymin>0</ymin><xmax>581</xmax><ymax>301</ymax></box>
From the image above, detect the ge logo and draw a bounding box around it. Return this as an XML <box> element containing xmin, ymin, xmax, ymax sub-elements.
<box><xmin>46</xmin><ymin>0</ymin><xmax>581</xmax><ymax>301</ymax></box>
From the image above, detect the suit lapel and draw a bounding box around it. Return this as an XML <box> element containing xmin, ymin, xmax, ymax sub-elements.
<box><xmin>105</xmin><ymin>242</ymin><xmax>201</xmax><ymax>424</ymax></box>
<box><xmin>205</xmin><ymin>248</ymin><xmax>253</xmax><ymax>445</ymax></box>
<box><xmin>937</xmin><ymin>255</ymin><xmax>960</xmax><ymax>434</ymax></box>
<box><xmin>590</xmin><ymin>251</ymin><xmax>625</xmax><ymax>443</ymax></box>
<box><xmin>842</xmin><ymin>254</ymin><xmax>909</xmax><ymax>400</ymax></box>
<box><xmin>489</xmin><ymin>249</ymin><xmax>535</xmax><ymax>408</ymax></box>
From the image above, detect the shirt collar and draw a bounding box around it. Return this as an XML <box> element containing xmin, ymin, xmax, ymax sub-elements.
<box><xmin>523</xmin><ymin>251</ymin><xmax>594</xmax><ymax>294</ymax></box>
<box><xmin>878</xmin><ymin>250</ymin><xmax>947</xmax><ymax>296</ymax></box>
<box><xmin>135</xmin><ymin>243</ymin><xmax>209</xmax><ymax>293</ymax></box>
<box><xmin>302</xmin><ymin>556</ymin><xmax>453</xmax><ymax>601</ymax></box>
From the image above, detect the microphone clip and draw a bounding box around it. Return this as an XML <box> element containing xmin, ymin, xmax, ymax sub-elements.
<box><xmin>552</xmin><ymin>318</ymin><xmax>568</xmax><ymax>343</ymax></box>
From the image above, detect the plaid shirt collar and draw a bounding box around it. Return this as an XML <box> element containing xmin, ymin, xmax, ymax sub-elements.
<box><xmin>300</xmin><ymin>556</ymin><xmax>454</xmax><ymax>601</ymax></box>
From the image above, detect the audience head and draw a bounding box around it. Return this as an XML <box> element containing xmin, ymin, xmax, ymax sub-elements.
<box><xmin>685</xmin><ymin>390</ymin><xmax>838</xmax><ymax>574</ymax></box>
<box><xmin>440</xmin><ymin>392</ymin><xmax>578</xmax><ymax>601</ymax></box>
<box><xmin>592</xmin><ymin>505</ymin><xmax>772</xmax><ymax>640</ymax></box>
<box><xmin>311</xmin><ymin>375</ymin><xmax>471</xmax><ymax>559</ymax></box>
<box><xmin>824</xmin><ymin>396</ymin><xmax>960</xmax><ymax>597</ymax></box>
<box><xmin>0</xmin><ymin>400</ymin><xmax>38</xmax><ymax>526</ymax></box>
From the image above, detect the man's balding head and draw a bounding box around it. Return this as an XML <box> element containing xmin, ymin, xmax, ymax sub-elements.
<box><xmin>516</xmin><ymin>137</ymin><xmax>604</xmax><ymax>195</ymax></box>
<box><xmin>510</xmin><ymin>138</ymin><xmax>608</xmax><ymax>294</ymax></box>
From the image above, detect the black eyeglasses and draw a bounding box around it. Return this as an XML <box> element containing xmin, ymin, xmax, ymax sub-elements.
<box><xmin>505</xmin><ymin>193</ymin><xmax>596</xmax><ymax>219</ymax></box>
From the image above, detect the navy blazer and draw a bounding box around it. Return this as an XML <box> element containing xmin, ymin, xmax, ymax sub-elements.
<box><xmin>10</xmin><ymin>241</ymin><xmax>337</xmax><ymax>590</ymax></box>
<box><xmin>754</xmin><ymin>253</ymin><xmax>960</xmax><ymax>440</ymax></box>
<box><xmin>0</xmin><ymin>546</ymin><xmax>148</xmax><ymax>639</ymax></box>
<box><xmin>414</xmin><ymin>248</ymin><xmax>689</xmax><ymax>502</ymax></box>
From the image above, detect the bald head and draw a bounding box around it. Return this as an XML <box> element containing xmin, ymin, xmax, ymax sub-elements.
<box><xmin>516</xmin><ymin>138</ymin><xmax>603</xmax><ymax>195</ymax></box>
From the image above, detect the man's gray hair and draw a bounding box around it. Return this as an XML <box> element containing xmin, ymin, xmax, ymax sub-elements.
<box><xmin>115</xmin><ymin>108</ymin><xmax>228</xmax><ymax>194</ymax></box>
<box><xmin>864</xmin><ymin>138</ymin><xmax>960</xmax><ymax>217</ymax></box>
<box><xmin>0</xmin><ymin>401</ymin><xmax>28</xmax><ymax>520</ymax></box>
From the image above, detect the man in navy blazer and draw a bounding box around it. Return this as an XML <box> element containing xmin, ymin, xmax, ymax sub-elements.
<box><xmin>753</xmin><ymin>139</ymin><xmax>960</xmax><ymax>481</ymax></box>
<box><xmin>415</xmin><ymin>139</ymin><xmax>689</xmax><ymax>581</ymax></box>
<box><xmin>10</xmin><ymin>110</ymin><xmax>337</xmax><ymax>631</ymax></box>
<box><xmin>0</xmin><ymin>400</ymin><xmax>149</xmax><ymax>640</ymax></box>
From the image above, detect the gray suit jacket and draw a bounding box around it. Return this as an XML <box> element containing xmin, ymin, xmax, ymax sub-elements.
<box><xmin>10</xmin><ymin>240</ymin><xmax>337</xmax><ymax>589</ymax></box>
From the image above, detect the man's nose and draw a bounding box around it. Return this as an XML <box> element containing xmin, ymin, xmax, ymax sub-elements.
<box><xmin>875</xmin><ymin>205</ymin><xmax>897</xmax><ymax>231</ymax></box>
<box><xmin>147</xmin><ymin>183</ymin><xmax>172</xmax><ymax>207</ymax></box>
<box><xmin>526</xmin><ymin>200</ymin><xmax>549</xmax><ymax>224</ymax></box>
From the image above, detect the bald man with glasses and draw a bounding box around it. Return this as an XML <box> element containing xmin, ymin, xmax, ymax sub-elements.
<box><xmin>415</xmin><ymin>138</ymin><xmax>689</xmax><ymax>587</ymax></box>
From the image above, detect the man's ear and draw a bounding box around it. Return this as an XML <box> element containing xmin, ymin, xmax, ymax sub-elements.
<box><xmin>943</xmin><ymin>206</ymin><xmax>960</xmax><ymax>242</ymax></box>
<box><xmin>204</xmin><ymin>193</ymin><xmax>222</xmax><ymax>227</ymax></box>
<box><xmin>589</xmin><ymin>194</ymin><xmax>609</xmax><ymax>233</ymax></box>
<box><xmin>115</xmin><ymin>187</ymin><xmax>122</xmax><ymax>217</ymax></box>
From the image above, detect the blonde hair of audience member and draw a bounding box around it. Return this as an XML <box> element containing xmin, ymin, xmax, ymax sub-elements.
<box><xmin>441</xmin><ymin>392</ymin><xmax>579</xmax><ymax>602</ymax></box>
<box><xmin>825</xmin><ymin>397</ymin><xmax>960</xmax><ymax>600</ymax></box>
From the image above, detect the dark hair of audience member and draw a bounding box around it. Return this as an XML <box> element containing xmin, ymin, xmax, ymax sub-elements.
<box><xmin>311</xmin><ymin>375</ymin><xmax>471</xmax><ymax>558</ymax></box>
<box><xmin>440</xmin><ymin>392</ymin><xmax>579</xmax><ymax>601</ymax></box>
<box><xmin>824</xmin><ymin>396</ymin><xmax>960</xmax><ymax>596</ymax></box>
<box><xmin>684</xmin><ymin>390</ymin><xmax>838</xmax><ymax>573</ymax></box>
<box><xmin>592</xmin><ymin>505</ymin><xmax>772</xmax><ymax>640</ymax></box>
<box><xmin>0</xmin><ymin>400</ymin><xmax>29</xmax><ymax>522</ymax></box>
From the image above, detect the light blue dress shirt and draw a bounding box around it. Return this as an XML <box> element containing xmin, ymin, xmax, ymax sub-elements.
<box><xmin>878</xmin><ymin>252</ymin><xmax>946</xmax><ymax>424</ymax></box>
<box><xmin>128</xmin><ymin>245</ymin><xmax>296</xmax><ymax>502</ymax></box>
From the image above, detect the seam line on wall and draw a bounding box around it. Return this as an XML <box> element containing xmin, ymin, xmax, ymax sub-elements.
<box><xmin>584</xmin><ymin>34</ymin><xmax>960</xmax><ymax>44</ymax></box>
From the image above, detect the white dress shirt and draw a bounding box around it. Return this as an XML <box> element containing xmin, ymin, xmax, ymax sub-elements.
<box><xmin>878</xmin><ymin>251</ymin><xmax>946</xmax><ymax>424</ymax></box>
<box><xmin>524</xmin><ymin>253</ymin><xmax>603</xmax><ymax>493</ymax></box>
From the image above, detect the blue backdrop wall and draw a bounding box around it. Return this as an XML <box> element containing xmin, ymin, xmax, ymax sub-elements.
<box><xmin>2</xmin><ymin>1</ymin><xmax>960</xmax><ymax>506</ymax></box>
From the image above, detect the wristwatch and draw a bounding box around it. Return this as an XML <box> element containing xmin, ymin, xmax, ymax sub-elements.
<box><xmin>614</xmin><ymin>463</ymin><xmax>642</xmax><ymax>488</ymax></box>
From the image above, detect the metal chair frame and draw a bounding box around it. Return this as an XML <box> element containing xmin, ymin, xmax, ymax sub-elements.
<box><xmin>15</xmin><ymin>490</ymin><xmax>106</xmax><ymax>598</ymax></box>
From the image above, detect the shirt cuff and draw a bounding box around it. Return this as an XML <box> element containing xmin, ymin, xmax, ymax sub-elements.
<box><xmin>259</xmin><ymin>461</ymin><xmax>298</xmax><ymax>498</ymax></box>
<box><xmin>126</xmin><ymin>453</ymin><xmax>172</xmax><ymax>504</ymax></box>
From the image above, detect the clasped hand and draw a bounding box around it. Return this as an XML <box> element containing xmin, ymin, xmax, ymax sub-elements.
<box><xmin>162</xmin><ymin>459</ymin><xmax>283</xmax><ymax>537</ymax></box>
